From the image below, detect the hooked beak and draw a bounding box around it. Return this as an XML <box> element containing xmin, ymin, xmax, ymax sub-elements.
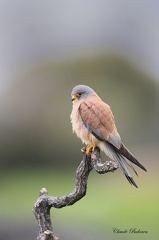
<box><xmin>71</xmin><ymin>94</ymin><xmax>77</xmax><ymax>102</ymax></box>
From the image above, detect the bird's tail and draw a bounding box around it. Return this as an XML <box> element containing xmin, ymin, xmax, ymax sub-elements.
<box><xmin>100</xmin><ymin>142</ymin><xmax>139</xmax><ymax>188</ymax></box>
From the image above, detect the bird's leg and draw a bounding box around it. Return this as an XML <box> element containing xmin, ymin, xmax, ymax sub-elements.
<box><xmin>86</xmin><ymin>144</ymin><xmax>96</xmax><ymax>154</ymax></box>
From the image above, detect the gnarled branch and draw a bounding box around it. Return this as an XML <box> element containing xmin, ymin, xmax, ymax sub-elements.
<box><xmin>33</xmin><ymin>147</ymin><xmax>118</xmax><ymax>240</ymax></box>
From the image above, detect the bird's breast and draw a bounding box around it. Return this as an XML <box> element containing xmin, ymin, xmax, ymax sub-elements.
<box><xmin>70</xmin><ymin>102</ymin><xmax>99</xmax><ymax>146</ymax></box>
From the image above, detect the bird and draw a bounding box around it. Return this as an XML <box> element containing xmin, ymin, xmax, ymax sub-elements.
<box><xmin>70</xmin><ymin>84</ymin><xmax>147</xmax><ymax>188</ymax></box>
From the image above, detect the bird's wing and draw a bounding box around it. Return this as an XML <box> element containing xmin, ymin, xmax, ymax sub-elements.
<box><xmin>79</xmin><ymin>95</ymin><xmax>147</xmax><ymax>173</ymax></box>
<box><xmin>116</xmin><ymin>143</ymin><xmax>147</xmax><ymax>171</ymax></box>
<box><xmin>79</xmin><ymin>95</ymin><xmax>122</xmax><ymax>149</ymax></box>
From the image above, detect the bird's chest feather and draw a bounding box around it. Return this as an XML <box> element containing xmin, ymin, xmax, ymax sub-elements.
<box><xmin>70</xmin><ymin>102</ymin><xmax>99</xmax><ymax>146</ymax></box>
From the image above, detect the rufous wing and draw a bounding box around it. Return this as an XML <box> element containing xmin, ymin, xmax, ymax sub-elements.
<box><xmin>79</xmin><ymin>94</ymin><xmax>121</xmax><ymax>149</ymax></box>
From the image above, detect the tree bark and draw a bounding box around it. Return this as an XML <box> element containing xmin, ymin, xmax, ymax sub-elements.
<box><xmin>33</xmin><ymin>147</ymin><xmax>118</xmax><ymax>240</ymax></box>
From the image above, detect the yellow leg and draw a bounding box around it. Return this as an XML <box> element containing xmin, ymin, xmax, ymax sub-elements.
<box><xmin>86</xmin><ymin>144</ymin><xmax>96</xmax><ymax>154</ymax></box>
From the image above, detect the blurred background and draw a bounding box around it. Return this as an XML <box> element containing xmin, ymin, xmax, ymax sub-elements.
<box><xmin>0</xmin><ymin>0</ymin><xmax>159</xmax><ymax>239</ymax></box>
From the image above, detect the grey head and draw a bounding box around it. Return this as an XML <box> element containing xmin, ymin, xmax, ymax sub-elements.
<box><xmin>71</xmin><ymin>85</ymin><xmax>95</xmax><ymax>102</ymax></box>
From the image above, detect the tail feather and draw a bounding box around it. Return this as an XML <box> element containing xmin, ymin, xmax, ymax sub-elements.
<box><xmin>121</xmin><ymin>156</ymin><xmax>138</xmax><ymax>176</ymax></box>
<box><xmin>116</xmin><ymin>152</ymin><xmax>138</xmax><ymax>188</ymax></box>
<box><xmin>102</xmin><ymin>142</ymin><xmax>138</xmax><ymax>188</ymax></box>
<box><xmin>125</xmin><ymin>175</ymin><xmax>138</xmax><ymax>188</ymax></box>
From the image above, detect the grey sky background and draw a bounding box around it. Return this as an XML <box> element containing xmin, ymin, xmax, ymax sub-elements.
<box><xmin>0</xmin><ymin>0</ymin><xmax>159</xmax><ymax>92</ymax></box>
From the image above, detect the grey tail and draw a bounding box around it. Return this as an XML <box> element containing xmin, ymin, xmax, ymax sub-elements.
<box><xmin>125</xmin><ymin>174</ymin><xmax>138</xmax><ymax>188</ymax></box>
<box><xmin>121</xmin><ymin>155</ymin><xmax>138</xmax><ymax>176</ymax></box>
<box><xmin>116</xmin><ymin>152</ymin><xmax>138</xmax><ymax>188</ymax></box>
<box><xmin>103</xmin><ymin>142</ymin><xmax>138</xmax><ymax>188</ymax></box>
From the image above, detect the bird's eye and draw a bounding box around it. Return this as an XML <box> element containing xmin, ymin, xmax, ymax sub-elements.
<box><xmin>78</xmin><ymin>93</ymin><xmax>82</xmax><ymax>96</ymax></box>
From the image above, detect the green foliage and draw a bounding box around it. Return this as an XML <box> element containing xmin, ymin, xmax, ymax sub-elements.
<box><xmin>1</xmin><ymin>167</ymin><xmax>158</xmax><ymax>239</ymax></box>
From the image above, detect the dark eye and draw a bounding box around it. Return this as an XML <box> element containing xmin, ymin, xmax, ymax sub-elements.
<box><xmin>78</xmin><ymin>93</ymin><xmax>82</xmax><ymax>96</ymax></box>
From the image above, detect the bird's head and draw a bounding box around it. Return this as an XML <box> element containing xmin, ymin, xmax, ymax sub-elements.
<box><xmin>71</xmin><ymin>85</ymin><xmax>95</xmax><ymax>102</ymax></box>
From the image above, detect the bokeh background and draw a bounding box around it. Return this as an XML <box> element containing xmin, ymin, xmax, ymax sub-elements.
<box><xmin>0</xmin><ymin>1</ymin><xmax>159</xmax><ymax>240</ymax></box>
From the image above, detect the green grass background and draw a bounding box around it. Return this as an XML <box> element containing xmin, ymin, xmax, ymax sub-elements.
<box><xmin>1</xmin><ymin>159</ymin><xmax>158</xmax><ymax>240</ymax></box>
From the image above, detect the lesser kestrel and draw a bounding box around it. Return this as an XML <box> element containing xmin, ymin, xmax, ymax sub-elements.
<box><xmin>70</xmin><ymin>85</ymin><xmax>146</xmax><ymax>188</ymax></box>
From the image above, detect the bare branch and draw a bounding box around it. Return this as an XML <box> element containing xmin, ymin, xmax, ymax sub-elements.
<box><xmin>33</xmin><ymin>147</ymin><xmax>118</xmax><ymax>240</ymax></box>
<box><xmin>91</xmin><ymin>147</ymin><xmax>118</xmax><ymax>174</ymax></box>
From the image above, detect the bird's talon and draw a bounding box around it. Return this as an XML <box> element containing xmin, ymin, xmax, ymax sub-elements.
<box><xmin>86</xmin><ymin>144</ymin><xmax>96</xmax><ymax>154</ymax></box>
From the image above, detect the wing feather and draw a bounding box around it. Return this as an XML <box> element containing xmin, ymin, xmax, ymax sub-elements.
<box><xmin>79</xmin><ymin>95</ymin><xmax>121</xmax><ymax>149</ymax></box>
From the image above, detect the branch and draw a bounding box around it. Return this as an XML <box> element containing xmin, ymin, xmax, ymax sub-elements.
<box><xmin>33</xmin><ymin>147</ymin><xmax>118</xmax><ymax>240</ymax></box>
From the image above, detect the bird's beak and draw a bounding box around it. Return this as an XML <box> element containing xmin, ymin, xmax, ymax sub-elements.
<box><xmin>71</xmin><ymin>94</ymin><xmax>77</xmax><ymax>102</ymax></box>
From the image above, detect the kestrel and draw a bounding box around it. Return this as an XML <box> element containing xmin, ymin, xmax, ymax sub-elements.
<box><xmin>70</xmin><ymin>85</ymin><xmax>147</xmax><ymax>188</ymax></box>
